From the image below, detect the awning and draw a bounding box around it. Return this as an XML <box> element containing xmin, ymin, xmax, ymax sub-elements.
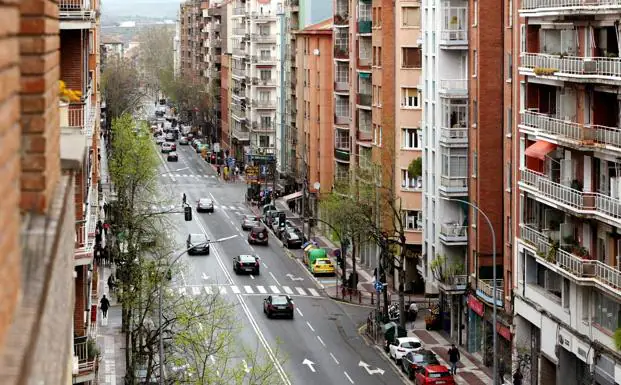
<box><xmin>282</xmin><ymin>191</ymin><xmax>303</xmax><ymax>202</ymax></box>
<box><xmin>524</xmin><ymin>140</ymin><xmax>557</xmax><ymax>160</ymax></box>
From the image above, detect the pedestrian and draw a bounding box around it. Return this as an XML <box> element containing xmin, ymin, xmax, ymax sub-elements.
<box><xmin>182</xmin><ymin>193</ymin><xmax>187</xmax><ymax>205</ymax></box>
<box><xmin>103</xmin><ymin>221</ymin><xmax>110</xmax><ymax>236</ymax></box>
<box><xmin>447</xmin><ymin>343</ymin><xmax>460</xmax><ymax>375</ymax></box>
<box><xmin>100</xmin><ymin>294</ymin><xmax>111</xmax><ymax>318</ymax></box>
<box><xmin>108</xmin><ymin>274</ymin><xmax>116</xmax><ymax>293</ymax></box>
<box><xmin>408</xmin><ymin>302</ymin><xmax>418</xmax><ymax>323</ymax></box>
<box><xmin>513</xmin><ymin>368</ymin><xmax>523</xmax><ymax>385</ymax></box>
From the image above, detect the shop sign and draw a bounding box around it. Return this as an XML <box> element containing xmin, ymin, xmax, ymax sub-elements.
<box><xmin>467</xmin><ymin>294</ymin><xmax>484</xmax><ymax>316</ymax></box>
<box><xmin>497</xmin><ymin>322</ymin><xmax>512</xmax><ymax>341</ymax></box>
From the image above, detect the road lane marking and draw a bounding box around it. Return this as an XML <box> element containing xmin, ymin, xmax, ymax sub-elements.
<box><xmin>308</xmin><ymin>288</ymin><xmax>320</xmax><ymax>297</ymax></box>
<box><xmin>269</xmin><ymin>285</ymin><xmax>281</xmax><ymax>294</ymax></box>
<box><xmin>317</xmin><ymin>336</ymin><xmax>326</xmax><ymax>347</ymax></box>
<box><xmin>269</xmin><ymin>272</ymin><xmax>281</xmax><ymax>286</ymax></box>
<box><xmin>250</xmin><ymin>274</ymin><xmax>255</xmax><ymax>280</ymax></box>
<box><xmin>219</xmin><ymin>286</ymin><xmax>227</xmax><ymax>295</ymax></box>
<box><xmin>192</xmin><ymin>286</ymin><xmax>201</xmax><ymax>295</ymax></box>
<box><xmin>231</xmin><ymin>285</ymin><xmax>241</xmax><ymax>294</ymax></box>
<box><xmin>179</xmin><ymin>287</ymin><xmax>187</xmax><ymax>295</ymax></box>
<box><xmin>282</xmin><ymin>286</ymin><xmax>294</xmax><ymax>295</ymax></box>
<box><xmin>204</xmin><ymin>286</ymin><xmax>213</xmax><ymax>295</ymax></box>
<box><xmin>244</xmin><ymin>285</ymin><xmax>254</xmax><ymax>294</ymax></box>
<box><xmin>295</xmin><ymin>287</ymin><xmax>307</xmax><ymax>296</ymax></box>
<box><xmin>330</xmin><ymin>353</ymin><xmax>339</xmax><ymax>365</ymax></box>
<box><xmin>296</xmin><ymin>308</ymin><xmax>304</xmax><ymax>317</ymax></box>
<box><xmin>257</xmin><ymin>286</ymin><xmax>267</xmax><ymax>294</ymax></box>
<box><xmin>306</xmin><ymin>322</ymin><xmax>315</xmax><ymax>332</ymax></box>
<box><xmin>261</xmin><ymin>262</ymin><xmax>267</xmax><ymax>268</ymax></box>
<box><xmin>344</xmin><ymin>371</ymin><xmax>354</xmax><ymax>384</ymax></box>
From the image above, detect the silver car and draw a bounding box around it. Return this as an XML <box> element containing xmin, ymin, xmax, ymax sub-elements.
<box><xmin>196</xmin><ymin>198</ymin><xmax>214</xmax><ymax>213</ymax></box>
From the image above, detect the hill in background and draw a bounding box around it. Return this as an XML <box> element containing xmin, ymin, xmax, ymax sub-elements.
<box><xmin>101</xmin><ymin>0</ymin><xmax>181</xmax><ymax>20</ymax></box>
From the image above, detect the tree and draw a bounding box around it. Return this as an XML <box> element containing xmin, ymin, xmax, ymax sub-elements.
<box><xmin>101</xmin><ymin>59</ymin><xmax>146</xmax><ymax>123</ymax></box>
<box><xmin>136</xmin><ymin>25</ymin><xmax>175</xmax><ymax>93</ymax></box>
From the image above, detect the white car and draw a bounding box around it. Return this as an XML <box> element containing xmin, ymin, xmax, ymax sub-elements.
<box><xmin>389</xmin><ymin>337</ymin><xmax>423</xmax><ymax>363</ymax></box>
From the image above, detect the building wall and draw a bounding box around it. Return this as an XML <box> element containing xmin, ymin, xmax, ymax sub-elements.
<box><xmin>221</xmin><ymin>53</ymin><xmax>231</xmax><ymax>151</ymax></box>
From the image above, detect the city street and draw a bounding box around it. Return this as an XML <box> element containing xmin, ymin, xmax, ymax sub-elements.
<box><xmin>152</xmin><ymin>137</ymin><xmax>405</xmax><ymax>385</ymax></box>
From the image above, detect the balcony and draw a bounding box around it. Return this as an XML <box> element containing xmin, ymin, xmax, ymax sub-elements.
<box><xmin>213</xmin><ymin>23</ymin><xmax>221</xmax><ymax>32</ymax></box>
<box><xmin>231</xmin><ymin>104</ymin><xmax>248</xmax><ymax>121</ymax></box>
<box><xmin>439</xmin><ymin>224</ymin><xmax>468</xmax><ymax>245</ymax></box>
<box><xmin>476</xmin><ymin>279</ymin><xmax>504</xmax><ymax>307</ymax></box>
<box><xmin>520</xmin><ymin>53</ymin><xmax>621</xmax><ymax>85</ymax></box>
<box><xmin>251</xmin><ymin>11</ymin><xmax>277</xmax><ymax>21</ymax></box>
<box><xmin>233</xmin><ymin>27</ymin><xmax>249</xmax><ymax>37</ymax></box>
<box><xmin>520</xmin><ymin>224</ymin><xmax>621</xmax><ymax>297</ymax></box>
<box><xmin>232</xmin><ymin>126</ymin><xmax>250</xmax><ymax>141</ymax></box>
<box><xmin>334</xmin><ymin>46</ymin><xmax>349</xmax><ymax>60</ymax></box>
<box><xmin>253</xmin><ymin>34</ymin><xmax>277</xmax><ymax>44</ymax></box>
<box><xmin>334</xmin><ymin>12</ymin><xmax>349</xmax><ymax>26</ymax></box>
<box><xmin>251</xmin><ymin>122</ymin><xmax>275</xmax><ymax>132</ymax></box>
<box><xmin>212</xmin><ymin>55</ymin><xmax>222</xmax><ymax>64</ymax></box>
<box><xmin>334</xmin><ymin>114</ymin><xmax>351</xmax><ymax>126</ymax></box>
<box><xmin>439</xmin><ymin>30</ymin><xmax>468</xmax><ymax>49</ymax></box>
<box><xmin>358</xmin><ymin>20</ymin><xmax>372</xmax><ymax>34</ymax></box>
<box><xmin>334</xmin><ymin>149</ymin><xmax>351</xmax><ymax>162</ymax></box>
<box><xmin>252</xmin><ymin>99</ymin><xmax>276</xmax><ymax>109</ymax></box>
<box><xmin>439</xmin><ymin>176</ymin><xmax>468</xmax><ymax>196</ymax></box>
<box><xmin>59</xmin><ymin>0</ymin><xmax>96</xmax><ymax>23</ymax></box>
<box><xmin>252</xmin><ymin>55</ymin><xmax>277</xmax><ymax>64</ymax></box>
<box><xmin>439</xmin><ymin>127</ymin><xmax>468</xmax><ymax>146</ymax></box>
<box><xmin>334</xmin><ymin>81</ymin><xmax>349</xmax><ymax>93</ymax></box>
<box><xmin>436</xmin><ymin>275</ymin><xmax>468</xmax><ymax>294</ymax></box>
<box><xmin>519</xmin><ymin>110</ymin><xmax>621</xmax><ymax>150</ymax></box>
<box><xmin>439</xmin><ymin>79</ymin><xmax>468</xmax><ymax>98</ymax></box>
<box><xmin>74</xmin><ymin>186</ymin><xmax>97</xmax><ymax>266</ymax></box>
<box><xmin>61</xmin><ymin>100</ymin><xmax>97</xmax><ymax>138</ymax></box>
<box><xmin>255</xmin><ymin>78</ymin><xmax>276</xmax><ymax>87</ymax></box>
<box><xmin>210</xmin><ymin>68</ymin><xmax>221</xmax><ymax>78</ymax></box>
<box><xmin>356</xmin><ymin>93</ymin><xmax>372</xmax><ymax>107</ymax></box>
<box><xmin>519</xmin><ymin>168</ymin><xmax>621</xmax><ymax>226</ymax></box>
<box><xmin>73</xmin><ymin>337</ymin><xmax>98</xmax><ymax>382</ymax></box>
<box><xmin>232</xmin><ymin>87</ymin><xmax>247</xmax><ymax>99</ymax></box>
<box><xmin>232</xmin><ymin>7</ymin><xmax>247</xmax><ymax>16</ymax></box>
<box><xmin>232</xmin><ymin>67</ymin><xmax>246</xmax><ymax>78</ymax></box>
<box><xmin>211</xmin><ymin>39</ymin><xmax>222</xmax><ymax>48</ymax></box>
<box><xmin>519</xmin><ymin>0</ymin><xmax>621</xmax><ymax>15</ymax></box>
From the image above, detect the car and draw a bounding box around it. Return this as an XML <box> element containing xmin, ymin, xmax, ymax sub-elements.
<box><xmin>179</xmin><ymin>136</ymin><xmax>189</xmax><ymax>145</ymax></box>
<box><xmin>263</xmin><ymin>295</ymin><xmax>294</xmax><ymax>319</ymax></box>
<box><xmin>196</xmin><ymin>198</ymin><xmax>214</xmax><ymax>213</ymax></box>
<box><xmin>196</xmin><ymin>143</ymin><xmax>207</xmax><ymax>154</ymax></box>
<box><xmin>282</xmin><ymin>229</ymin><xmax>303</xmax><ymax>249</ymax></box>
<box><xmin>401</xmin><ymin>350</ymin><xmax>440</xmax><ymax>380</ymax></box>
<box><xmin>153</xmin><ymin>130</ymin><xmax>162</xmax><ymax>138</ymax></box>
<box><xmin>233</xmin><ymin>254</ymin><xmax>260</xmax><ymax>275</ymax></box>
<box><xmin>241</xmin><ymin>215</ymin><xmax>261</xmax><ymax>231</ymax></box>
<box><xmin>248</xmin><ymin>225</ymin><xmax>269</xmax><ymax>245</ymax></box>
<box><xmin>389</xmin><ymin>337</ymin><xmax>423</xmax><ymax>363</ymax></box>
<box><xmin>167</xmin><ymin>152</ymin><xmax>178</xmax><ymax>162</ymax></box>
<box><xmin>165</xmin><ymin>132</ymin><xmax>175</xmax><ymax>142</ymax></box>
<box><xmin>161</xmin><ymin>142</ymin><xmax>174</xmax><ymax>153</ymax></box>
<box><xmin>310</xmin><ymin>258</ymin><xmax>335</xmax><ymax>275</ymax></box>
<box><xmin>191</xmin><ymin>139</ymin><xmax>202</xmax><ymax>149</ymax></box>
<box><xmin>186</xmin><ymin>233</ymin><xmax>210</xmax><ymax>255</ymax></box>
<box><xmin>155</xmin><ymin>136</ymin><xmax>165</xmax><ymax>145</ymax></box>
<box><xmin>263</xmin><ymin>210</ymin><xmax>283</xmax><ymax>227</ymax></box>
<box><xmin>413</xmin><ymin>364</ymin><xmax>455</xmax><ymax>385</ymax></box>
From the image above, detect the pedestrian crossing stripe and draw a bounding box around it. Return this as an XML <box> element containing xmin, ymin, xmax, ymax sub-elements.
<box><xmin>295</xmin><ymin>287</ymin><xmax>307</xmax><ymax>296</ymax></box>
<box><xmin>270</xmin><ymin>285</ymin><xmax>281</xmax><ymax>294</ymax></box>
<box><xmin>244</xmin><ymin>285</ymin><xmax>254</xmax><ymax>294</ymax></box>
<box><xmin>257</xmin><ymin>286</ymin><xmax>267</xmax><ymax>294</ymax></box>
<box><xmin>192</xmin><ymin>286</ymin><xmax>201</xmax><ymax>295</ymax></box>
<box><xmin>231</xmin><ymin>285</ymin><xmax>241</xmax><ymax>294</ymax></box>
<box><xmin>282</xmin><ymin>286</ymin><xmax>294</xmax><ymax>295</ymax></box>
<box><xmin>179</xmin><ymin>287</ymin><xmax>187</xmax><ymax>295</ymax></box>
<box><xmin>179</xmin><ymin>285</ymin><xmax>322</xmax><ymax>297</ymax></box>
<box><xmin>204</xmin><ymin>286</ymin><xmax>213</xmax><ymax>295</ymax></box>
<box><xmin>219</xmin><ymin>286</ymin><xmax>227</xmax><ymax>295</ymax></box>
<box><xmin>308</xmin><ymin>288</ymin><xmax>320</xmax><ymax>297</ymax></box>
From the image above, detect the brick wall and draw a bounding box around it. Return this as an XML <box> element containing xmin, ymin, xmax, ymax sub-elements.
<box><xmin>0</xmin><ymin>0</ymin><xmax>24</xmax><ymax>358</ymax></box>
<box><xmin>60</xmin><ymin>30</ymin><xmax>84</xmax><ymax>92</ymax></box>
<box><xmin>20</xmin><ymin>0</ymin><xmax>62</xmax><ymax>213</ymax></box>
<box><xmin>74</xmin><ymin>266</ymin><xmax>86</xmax><ymax>336</ymax></box>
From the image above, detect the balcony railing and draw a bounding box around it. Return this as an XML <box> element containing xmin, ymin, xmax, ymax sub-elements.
<box><xmin>437</xmin><ymin>274</ymin><xmax>468</xmax><ymax>292</ymax></box>
<box><xmin>232</xmin><ymin>88</ymin><xmax>247</xmax><ymax>98</ymax></box>
<box><xmin>520</xmin><ymin>224</ymin><xmax>621</xmax><ymax>293</ymax></box>
<box><xmin>356</xmin><ymin>93</ymin><xmax>372</xmax><ymax>107</ymax></box>
<box><xmin>334</xmin><ymin>81</ymin><xmax>349</xmax><ymax>92</ymax></box>
<box><xmin>519</xmin><ymin>168</ymin><xmax>621</xmax><ymax>224</ymax></box>
<box><xmin>256</xmin><ymin>78</ymin><xmax>276</xmax><ymax>86</ymax></box>
<box><xmin>59</xmin><ymin>0</ymin><xmax>95</xmax><ymax>20</ymax></box>
<box><xmin>439</xmin><ymin>224</ymin><xmax>468</xmax><ymax>244</ymax></box>
<box><xmin>251</xmin><ymin>122</ymin><xmax>275</xmax><ymax>132</ymax></box>
<box><xmin>334</xmin><ymin>46</ymin><xmax>349</xmax><ymax>59</ymax></box>
<box><xmin>358</xmin><ymin>20</ymin><xmax>372</xmax><ymax>34</ymax></box>
<box><xmin>211</xmin><ymin>39</ymin><xmax>222</xmax><ymax>48</ymax></box>
<box><xmin>233</xmin><ymin>7</ymin><xmax>247</xmax><ymax>16</ymax></box>
<box><xmin>520</xmin><ymin>110</ymin><xmax>621</xmax><ymax>149</ymax></box>
<box><xmin>232</xmin><ymin>67</ymin><xmax>246</xmax><ymax>78</ymax></box>
<box><xmin>520</xmin><ymin>53</ymin><xmax>621</xmax><ymax>83</ymax></box>
<box><xmin>73</xmin><ymin>338</ymin><xmax>97</xmax><ymax>377</ymax></box>
<box><xmin>334</xmin><ymin>13</ymin><xmax>350</xmax><ymax>26</ymax></box>
<box><xmin>439</xmin><ymin>79</ymin><xmax>468</xmax><ymax>97</ymax></box>
<box><xmin>252</xmin><ymin>99</ymin><xmax>276</xmax><ymax>108</ymax></box>
<box><xmin>439</xmin><ymin>176</ymin><xmax>468</xmax><ymax>195</ymax></box>
<box><xmin>233</xmin><ymin>27</ymin><xmax>248</xmax><ymax>36</ymax></box>
<box><xmin>253</xmin><ymin>34</ymin><xmax>277</xmax><ymax>44</ymax></box>
<box><xmin>231</xmin><ymin>105</ymin><xmax>247</xmax><ymax>120</ymax></box>
<box><xmin>439</xmin><ymin>30</ymin><xmax>468</xmax><ymax>46</ymax></box>
<box><xmin>476</xmin><ymin>279</ymin><xmax>504</xmax><ymax>306</ymax></box>
<box><xmin>251</xmin><ymin>11</ymin><xmax>277</xmax><ymax>20</ymax></box>
<box><xmin>335</xmin><ymin>114</ymin><xmax>351</xmax><ymax>125</ymax></box>
<box><xmin>520</xmin><ymin>0</ymin><xmax>621</xmax><ymax>12</ymax></box>
<box><xmin>334</xmin><ymin>148</ymin><xmax>351</xmax><ymax>162</ymax></box>
<box><xmin>252</xmin><ymin>55</ymin><xmax>277</xmax><ymax>64</ymax></box>
<box><xmin>439</xmin><ymin>127</ymin><xmax>468</xmax><ymax>145</ymax></box>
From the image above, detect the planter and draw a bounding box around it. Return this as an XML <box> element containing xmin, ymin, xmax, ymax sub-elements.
<box><xmin>59</xmin><ymin>101</ymin><xmax>69</xmax><ymax>128</ymax></box>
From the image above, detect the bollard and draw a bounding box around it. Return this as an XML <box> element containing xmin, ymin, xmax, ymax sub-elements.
<box><xmin>371</xmin><ymin>292</ymin><xmax>374</xmax><ymax>305</ymax></box>
<box><xmin>358</xmin><ymin>291</ymin><xmax>362</xmax><ymax>304</ymax></box>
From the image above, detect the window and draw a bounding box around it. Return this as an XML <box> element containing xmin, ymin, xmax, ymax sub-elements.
<box><xmin>335</xmin><ymin>62</ymin><xmax>349</xmax><ymax>83</ymax></box>
<box><xmin>260</xmin><ymin>70</ymin><xmax>271</xmax><ymax>81</ymax></box>
<box><xmin>402</xmin><ymin>47</ymin><xmax>422</xmax><ymax>68</ymax></box>
<box><xmin>401</xmin><ymin>88</ymin><xmax>421</xmax><ymax>108</ymax></box>
<box><xmin>335</xmin><ymin>129</ymin><xmax>349</xmax><ymax>149</ymax></box>
<box><xmin>594</xmin><ymin>291</ymin><xmax>621</xmax><ymax>332</ymax></box>
<box><xmin>402</xmin><ymin>128</ymin><xmax>421</xmax><ymax>149</ymax></box>
<box><xmin>259</xmin><ymin>135</ymin><xmax>270</xmax><ymax>147</ymax></box>
<box><xmin>403</xmin><ymin>210</ymin><xmax>423</xmax><ymax>230</ymax></box>
<box><xmin>473</xmin><ymin>0</ymin><xmax>478</xmax><ymax>26</ymax></box>
<box><xmin>507</xmin><ymin>53</ymin><xmax>512</xmax><ymax>81</ymax></box>
<box><xmin>472</xmin><ymin>50</ymin><xmax>477</xmax><ymax>77</ymax></box>
<box><xmin>89</xmin><ymin>31</ymin><xmax>94</xmax><ymax>54</ymax></box>
<box><xmin>520</xmin><ymin>25</ymin><xmax>526</xmax><ymax>53</ymax></box>
<box><xmin>259</xmin><ymin>91</ymin><xmax>270</xmax><ymax>101</ymax></box>
<box><xmin>473</xmin><ymin>100</ymin><xmax>478</xmax><ymax>126</ymax></box>
<box><xmin>377</xmin><ymin>47</ymin><xmax>382</xmax><ymax>66</ymax></box>
<box><xmin>260</xmin><ymin>115</ymin><xmax>272</xmax><ymax>128</ymax></box>
<box><xmin>506</xmin><ymin>162</ymin><xmax>512</xmax><ymax>191</ymax></box>
<box><xmin>335</xmin><ymin>96</ymin><xmax>349</xmax><ymax>117</ymax></box>
<box><xmin>402</xmin><ymin>7</ymin><xmax>420</xmax><ymax>27</ymax></box>
<box><xmin>401</xmin><ymin>169</ymin><xmax>422</xmax><ymax>190</ymax></box>
<box><xmin>472</xmin><ymin>151</ymin><xmax>477</xmax><ymax>177</ymax></box>
<box><xmin>507</xmin><ymin>216</ymin><xmax>512</xmax><ymax>245</ymax></box>
<box><xmin>260</xmin><ymin>49</ymin><xmax>271</xmax><ymax>59</ymax></box>
<box><xmin>259</xmin><ymin>25</ymin><xmax>270</xmax><ymax>35</ymax></box>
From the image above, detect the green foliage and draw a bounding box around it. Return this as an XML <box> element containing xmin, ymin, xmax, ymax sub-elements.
<box><xmin>429</xmin><ymin>255</ymin><xmax>464</xmax><ymax>281</ymax></box>
<box><xmin>101</xmin><ymin>59</ymin><xmax>144</xmax><ymax>120</ymax></box>
<box><xmin>408</xmin><ymin>157</ymin><xmax>422</xmax><ymax>178</ymax></box>
<box><xmin>136</xmin><ymin>25</ymin><xmax>175</xmax><ymax>91</ymax></box>
<box><xmin>615</xmin><ymin>328</ymin><xmax>621</xmax><ymax>350</ymax></box>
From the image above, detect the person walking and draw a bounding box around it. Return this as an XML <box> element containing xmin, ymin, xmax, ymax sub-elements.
<box><xmin>513</xmin><ymin>368</ymin><xmax>523</xmax><ymax>385</ymax></box>
<box><xmin>182</xmin><ymin>193</ymin><xmax>187</xmax><ymax>205</ymax></box>
<box><xmin>108</xmin><ymin>274</ymin><xmax>116</xmax><ymax>293</ymax></box>
<box><xmin>448</xmin><ymin>344</ymin><xmax>461</xmax><ymax>375</ymax></box>
<box><xmin>100</xmin><ymin>294</ymin><xmax>111</xmax><ymax>318</ymax></box>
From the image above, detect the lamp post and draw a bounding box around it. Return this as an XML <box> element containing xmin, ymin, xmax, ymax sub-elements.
<box><xmin>440</xmin><ymin>197</ymin><xmax>497</xmax><ymax>385</ymax></box>
<box><xmin>157</xmin><ymin>234</ymin><xmax>237</xmax><ymax>384</ymax></box>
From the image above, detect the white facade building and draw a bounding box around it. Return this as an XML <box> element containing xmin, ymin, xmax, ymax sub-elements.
<box><xmin>174</xmin><ymin>11</ymin><xmax>181</xmax><ymax>78</ymax></box>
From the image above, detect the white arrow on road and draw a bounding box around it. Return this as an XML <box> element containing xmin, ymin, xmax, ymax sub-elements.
<box><xmin>242</xmin><ymin>359</ymin><xmax>251</xmax><ymax>373</ymax></box>
<box><xmin>286</xmin><ymin>273</ymin><xmax>304</xmax><ymax>281</ymax></box>
<box><xmin>359</xmin><ymin>361</ymin><xmax>385</xmax><ymax>375</ymax></box>
<box><xmin>302</xmin><ymin>359</ymin><xmax>316</xmax><ymax>373</ymax></box>
<box><xmin>174</xmin><ymin>167</ymin><xmax>190</xmax><ymax>172</ymax></box>
<box><xmin>201</xmin><ymin>272</ymin><xmax>210</xmax><ymax>280</ymax></box>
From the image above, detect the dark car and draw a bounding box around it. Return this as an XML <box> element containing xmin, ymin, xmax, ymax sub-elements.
<box><xmin>196</xmin><ymin>198</ymin><xmax>214</xmax><ymax>213</ymax></box>
<box><xmin>401</xmin><ymin>350</ymin><xmax>440</xmax><ymax>380</ymax></box>
<box><xmin>263</xmin><ymin>295</ymin><xmax>294</xmax><ymax>319</ymax></box>
<box><xmin>179</xmin><ymin>136</ymin><xmax>189</xmax><ymax>145</ymax></box>
<box><xmin>167</xmin><ymin>152</ymin><xmax>178</xmax><ymax>162</ymax></box>
<box><xmin>248</xmin><ymin>225</ymin><xmax>269</xmax><ymax>245</ymax></box>
<box><xmin>233</xmin><ymin>254</ymin><xmax>260</xmax><ymax>275</ymax></box>
<box><xmin>263</xmin><ymin>210</ymin><xmax>283</xmax><ymax>227</ymax></box>
<box><xmin>282</xmin><ymin>229</ymin><xmax>303</xmax><ymax>249</ymax></box>
<box><xmin>186</xmin><ymin>233</ymin><xmax>210</xmax><ymax>255</ymax></box>
<box><xmin>241</xmin><ymin>215</ymin><xmax>261</xmax><ymax>231</ymax></box>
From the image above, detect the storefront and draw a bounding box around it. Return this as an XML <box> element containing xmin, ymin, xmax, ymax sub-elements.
<box><xmin>466</xmin><ymin>294</ymin><xmax>512</xmax><ymax>370</ymax></box>
<box><xmin>467</xmin><ymin>295</ymin><xmax>484</xmax><ymax>357</ymax></box>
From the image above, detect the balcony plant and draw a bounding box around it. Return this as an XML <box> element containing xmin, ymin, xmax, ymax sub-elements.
<box><xmin>59</xmin><ymin>80</ymin><xmax>82</xmax><ymax>128</ymax></box>
<box><xmin>408</xmin><ymin>157</ymin><xmax>423</xmax><ymax>179</ymax></box>
<box><xmin>615</xmin><ymin>328</ymin><xmax>621</xmax><ymax>350</ymax></box>
<box><xmin>533</xmin><ymin>67</ymin><xmax>558</xmax><ymax>76</ymax></box>
<box><xmin>86</xmin><ymin>337</ymin><xmax>100</xmax><ymax>361</ymax></box>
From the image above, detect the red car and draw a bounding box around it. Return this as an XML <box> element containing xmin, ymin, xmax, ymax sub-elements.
<box><xmin>414</xmin><ymin>365</ymin><xmax>455</xmax><ymax>385</ymax></box>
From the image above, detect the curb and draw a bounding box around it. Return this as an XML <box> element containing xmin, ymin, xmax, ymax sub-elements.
<box><xmin>356</xmin><ymin>325</ymin><xmax>411</xmax><ymax>384</ymax></box>
<box><xmin>328</xmin><ymin>295</ymin><xmax>375</xmax><ymax>309</ymax></box>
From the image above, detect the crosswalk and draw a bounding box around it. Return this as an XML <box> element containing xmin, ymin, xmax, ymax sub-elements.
<box><xmin>179</xmin><ymin>284</ymin><xmax>323</xmax><ymax>298</ymax></box>
<box><xmin>161</xmin><ymin>173</ymin><xmax>219</xmax><ymax>179</ymax></box>
<box><xmin>151</xmin><ymin>204</ymin><xmax>250</xmax><ymax>215</ymax></box>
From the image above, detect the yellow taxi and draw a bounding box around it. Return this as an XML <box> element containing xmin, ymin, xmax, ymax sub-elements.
<box><xmin>311</xmin><ymin>258</ymin><xmax>335</xmax><ymax>276</ymax></box>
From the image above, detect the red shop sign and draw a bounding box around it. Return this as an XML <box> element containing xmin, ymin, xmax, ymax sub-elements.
<box><xmin>497</xmin><ymin>322</ymin><xmax>512</xmax><ymax>341</ymax></box>
<box><xmin>468</xmin><ymin>294</ymin><xmax>484</xmax><ymax>316</ymax></box>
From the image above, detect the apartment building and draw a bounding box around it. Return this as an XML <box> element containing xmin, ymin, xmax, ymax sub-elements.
<box><xmin>293</xmin><ymin>19</ymin><xmax>334</xmax><ymax>203</ymax></box>
<box><xmin>203</xmin><ymin>2</ymin><xmax>226</xmax><ymax>145</ymax></box>
<box><xmin>179</xmin><ymin>0</ymin><xmax>204</xmax><ymax>81</ymax></box>
<box><xmin>0</xmin><ymin>0</ymin><xmax>101</xmax><ymax>383</ymax></box>
<box><xmin>174</xmin><ymin>12</ymin><xmax>181</xmax><ymax>77</ymax></box>
<box><xmin>511</xmin><ymin>2</ymin><xmax>621</xmax><ymax>384</ymax></box>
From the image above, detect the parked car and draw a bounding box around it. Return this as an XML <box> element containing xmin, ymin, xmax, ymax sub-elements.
<box><xmin>263</xmin><ymin>295</ymin><xmax>294</xmax><ymax>319</ymax></box>
<box><xmin>156</xmin><ymin>136</ymin><xmax>165</xmax><ymax>145</ymax></box>
<box><xmin>413</xmin><ymin>364</ymin><xmax>455</xmax><ymax>385</ymax></box>
<box><xmin>161</xmin><ymin>142</ymin><xmax>174</xmax><ymax>153</ymax></box>
<box><xmin>232</xmin><ymin>254</ymin><xmax>260</xmax><ymax>275</ymax></box>
<box><xmin>165</xmin><ymin>132</ymin><xmax>175</xmax><ymax>142</ymax></box>
<box><xmin>191</xmin><ymin>139</ymin><xmax>202</xmax><ymax>149</ymax></box>
<box><xmin>281</xmin><ymin>229</ymin><xmax>303</xmax><ymax>249</ymax></box>
<box><xmin>167</xmin><ymin>152</ymin><xmax>178</xmax><ymax>162</ymax></box>
<box><xmin>241</xmin><ymin>215</ymin><xmax>261</xmax><ymax>231</ymax></box>
<box><xmin>248</xmin><ymin>225</ymin><xmax>269</xmax><ymax>245</ymax></box>
<box><xmin>196</xmin><ymin>198</ymin><xmax>214</xmax><ymax>213</ymax></box>
<box><xmin>401</xmin><ymin>350</ymin><xmax>439</xmax><ymax>380</ymax></box>
<box><xmin>179</xmin><ymin>136</ymin><xmax>189</xmax><ymax>145</ymax></box>
<box><xmin>186</xmin><ymin>233</ymin><xmax>210</xmax><ymax>255</ymax></box>
<box><xmin>263</xmin><ymin>210</ymin><xmax>282</xmax><ymax>227</ymax></box>
<box><xmin>389</xmin><ymin>337</ymin><xmax>423</xmax><ymax>363</ymax></box>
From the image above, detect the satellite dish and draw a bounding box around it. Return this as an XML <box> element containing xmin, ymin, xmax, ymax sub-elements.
<box><xmin>313</xmin><ymin>182</ymin><xmax>320</xmax><ymax>190</ymax></box>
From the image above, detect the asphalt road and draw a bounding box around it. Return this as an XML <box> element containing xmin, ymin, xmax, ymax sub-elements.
<box><xmin>151</xmin><ymin>135</ymin><xmax>404</xmax><ymax>385</ymax></box>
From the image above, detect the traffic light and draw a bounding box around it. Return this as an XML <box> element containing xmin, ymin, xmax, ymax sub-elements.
<box><xmin>184</xmin><ymin>206</ymin><xmax>192</xmax><ymax>221</ymax></box>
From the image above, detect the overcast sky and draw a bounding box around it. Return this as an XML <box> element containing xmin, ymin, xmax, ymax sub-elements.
<box><xmin>102</xmin><ymin>0</ymin><xmax>182</xmax><ymax>18</ymax></box>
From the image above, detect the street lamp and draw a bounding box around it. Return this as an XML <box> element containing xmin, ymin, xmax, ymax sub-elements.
<box><xmin>157</xmin><ymin>234</ymin><xmax>237</xmax><ymax>384</ymax></box>
<box><xmin>439</xmin><ymin>197</ymin><xmax>497</xmax><ymax>385</ymax></box>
